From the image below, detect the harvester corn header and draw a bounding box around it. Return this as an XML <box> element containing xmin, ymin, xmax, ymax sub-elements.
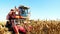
<box><xmin>5</xmin><ymin>5</ymin><xmax>30</xmax><ymax>34</ymax></box>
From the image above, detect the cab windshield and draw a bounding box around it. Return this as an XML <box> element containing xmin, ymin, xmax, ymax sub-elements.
<box><xmin>19</xmin><ymin>8</ymin><xmax>28</xmax><ymax>17</ymax></box>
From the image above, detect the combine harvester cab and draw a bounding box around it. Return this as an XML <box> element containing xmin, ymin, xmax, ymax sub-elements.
<box><xmin>5</xmin><ymin>5</ymin><xmax>29</xmax><ymax>34</ymax></box>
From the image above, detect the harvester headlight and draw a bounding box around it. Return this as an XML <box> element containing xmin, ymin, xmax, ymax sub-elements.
<box><xmin>24</xmin><ymin>21</ymin><xmax>27</xmax><ymax>23</ymax></box>
<box><xmin>16</xmin><ymin>11</ymin><xmax>18</xmax><ymax>14</ymax></box>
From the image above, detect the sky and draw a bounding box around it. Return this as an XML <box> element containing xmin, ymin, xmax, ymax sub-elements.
<box><xmin>0</xmin><ymin>0</ymin><xmax>60</xmax><ymax>21</ymax></box>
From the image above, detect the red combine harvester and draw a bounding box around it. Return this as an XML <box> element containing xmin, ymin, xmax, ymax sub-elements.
<box><xmin>5</xmin><ymin>5</ymin><xmax>30</xmax><ymax>34</ymax></box>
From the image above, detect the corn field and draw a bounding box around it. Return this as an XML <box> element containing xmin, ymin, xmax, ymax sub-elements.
<box><xmin>0</xmin><ymin>20</ymin><xmax>60</xmax><ymax>34</ymax></box>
